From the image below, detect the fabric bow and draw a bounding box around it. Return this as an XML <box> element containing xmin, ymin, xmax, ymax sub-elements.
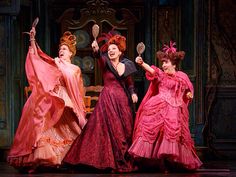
<box><xmin>163</xmin><ymin>41</ymin><xmax>177</xmax><ymax>54</ymax></box>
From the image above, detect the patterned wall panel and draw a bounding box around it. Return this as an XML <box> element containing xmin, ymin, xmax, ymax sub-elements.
<box><xmin>209</xmin><ymin>0</ymin><xmax>236</xmax><ymax>85</ymax></box>
<box><xmin>204</xmin><ymin>0</ymin><xmax>236</xmax><ymax>158</ymax></box>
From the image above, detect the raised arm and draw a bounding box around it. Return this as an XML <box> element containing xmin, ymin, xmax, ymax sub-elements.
<box><xmin>91</xmin><ymin>40</ymin><xmax>107</xmax><ymax>70</ymax></box>
<box><xmin>29</xmin><ymin>27</ymin><xmax>39</xmax><ymax>57</ymax></box>
<box><xmin>135</xmin><ymin>56</ymin><xmax>155</xmax><ymax>75</ymax></box>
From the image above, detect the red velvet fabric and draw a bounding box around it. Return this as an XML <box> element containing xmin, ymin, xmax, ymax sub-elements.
<box><xmin>63</xmin><ymin>55</ymin><xmax>137</xmax><ymax>172</ymax></box>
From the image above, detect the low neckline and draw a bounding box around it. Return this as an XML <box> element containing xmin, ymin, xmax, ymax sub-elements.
<box><xmin>111</xmin><ymin>62</ymin><xmax>125</xmax><ymax>76</ymax></box>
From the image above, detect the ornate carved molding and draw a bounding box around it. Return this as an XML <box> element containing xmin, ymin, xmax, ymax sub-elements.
<box><xmin>57</xmin><ymin>0</ymin><xmax>139</xmax><ymax>85</ymax></box>
<box><xmin>57</xmin><ymin>0</ymin><xmax>138</xmax><ymax>32</ymax></box>
<box><xmin>81</xmin><ymin>0</ymin><xmax>114</xmax><ymax>17</ymax></box>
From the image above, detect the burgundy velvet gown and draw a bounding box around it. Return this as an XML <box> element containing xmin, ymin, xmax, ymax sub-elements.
<box><xmin>63</xmin><ymin>53</ymin><xmax>137</xmax><ymax>172</ymax></box>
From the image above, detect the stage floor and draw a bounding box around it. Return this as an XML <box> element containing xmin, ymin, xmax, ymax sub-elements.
<box><xmin>1</xmin><ymin>160</ymin><xmax>236</xmax><ymax>177</ymax></box>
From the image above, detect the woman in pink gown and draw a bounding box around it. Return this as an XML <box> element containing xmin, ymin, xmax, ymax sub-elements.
<box><xmin>63</xmin><ymin>33</ymin><xmax>138</xmax><ymax>172</ymax></box>
<box><xmin>128</xmin><ymin>41</ymin><xmax>202</xmax><ymax>172</ymax></box>
<box><xmin>7</xmin><ymin>26</ymin><xmax>87</xmax><ymax>172</ymax></box>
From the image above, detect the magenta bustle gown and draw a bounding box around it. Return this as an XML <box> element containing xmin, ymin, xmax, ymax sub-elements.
<box><xmin>128</xmin><ymin>66</ymin><xmax>202</xmax><ymax>170</ymax></box>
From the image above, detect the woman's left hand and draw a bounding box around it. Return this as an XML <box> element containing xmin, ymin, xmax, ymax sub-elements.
<box><xmin>131</xmin><ymin>93</ymin><xmax>138</xmax><ymax>103</ymax></box>
<box><xmin>186</xmin><ymin>92</ymin><xmax>193</xmax><ymax>99</ymax></box>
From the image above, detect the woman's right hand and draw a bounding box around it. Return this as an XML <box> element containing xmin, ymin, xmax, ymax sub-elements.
<box><xmin>136</xmin><ymin>56</ymin><xmax>155</xmax><ymax>75</ymax></box>
<box><xmin>135</xmin><ymin>56</ymin><xmax>144</xmax><ymax>65</ymax></box>
<box><xmin>29</xmin><ymin>27</ymin><xmax>38</xmax><ymax>56</ymax></box>
<box><xmin>91</xmin><ymin>40</ymin><xmax>99</xmax><ymax>52</ymax></box>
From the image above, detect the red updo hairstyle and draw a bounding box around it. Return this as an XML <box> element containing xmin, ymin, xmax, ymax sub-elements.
<box><xmin>59</xmin><ymin>31</ymin><xmax>77</xmax><ymax>57</ymax></box>
<box><xmin>107</xmin><ymin>34</ymin><xmax>126</xmax><ymax>53</ymax></box>
<box><xmin>97</xmin><ymin>29</ymin><xmax>126</xmax><ymax>53</ymax></box>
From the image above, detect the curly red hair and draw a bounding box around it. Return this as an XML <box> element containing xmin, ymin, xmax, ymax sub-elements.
<box><xmin>59</xmin><ymin>31</ymin><xmax>77</xmax><ymax>57</ymax></box>
<box><xmin>107</xmin><ymin>34</ymin><xmax>126</xmax><ymax>53</ymax></box>
<box><xmin>97</xmin><ymin>29</ymin><xmax>126</xmax><ymax>53</ymax></box>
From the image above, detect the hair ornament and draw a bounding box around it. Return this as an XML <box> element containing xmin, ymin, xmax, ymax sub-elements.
<box><xmin>97</xmin><ymin>29</ymin><xmax>126</xmax><ymax>53</ymax></box>
<box><xmin>59</xmin><ymin>31</ymin><xmax>77</xmax><ymax>57</ymax></box>
<box><xmin>156</xmin><ymin>41</ymin><xmax>185</xmax><ymax>61</ymax></box>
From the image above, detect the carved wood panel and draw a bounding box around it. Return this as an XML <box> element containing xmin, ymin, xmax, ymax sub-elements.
<box><xmin>57</xmin><ymin>0</ymin><xmax>139</xmax><ymax>86</ymax></box>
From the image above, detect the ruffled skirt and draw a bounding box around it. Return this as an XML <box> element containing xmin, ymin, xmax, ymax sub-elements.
<box><xmin>8</xmin><ymin>86</ymin><xmax>81</xmax><ymax>168</ymax></box>
<box><xmin>128</xmin><ymin>98</ymin><xmax>202</xmax><ymax>170</ymax></box>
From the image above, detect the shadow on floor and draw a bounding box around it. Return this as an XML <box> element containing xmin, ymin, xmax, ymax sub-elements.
<box><xmin>1</xmin><ymin>160</ymin><xmax>236</xmax><ymax>177</ymax></box>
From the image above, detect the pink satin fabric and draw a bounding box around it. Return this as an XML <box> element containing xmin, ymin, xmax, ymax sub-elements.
<box><xmin>129</xmin><ymin>66</ymin><xmax>202</xmax><ymax>170</ymax></box>
<box><xmin>7</xmin><ymin>46</ymin><xmax>86</xmax><ymax>167</ymax></box>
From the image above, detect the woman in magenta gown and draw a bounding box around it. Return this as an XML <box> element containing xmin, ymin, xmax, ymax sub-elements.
<box><xmin>63</xmin><ymin>33</ymin><xmax>138</xmax><ymax>172</ymax></box>
<box><xmin>128</xmin><ymin>41</ymin><xmax>202</xmax><ymax>172</ymax></box>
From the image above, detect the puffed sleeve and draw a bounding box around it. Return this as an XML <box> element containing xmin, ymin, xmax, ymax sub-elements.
<box><xmin>145</xmin><ymin>65</ymin><xmax>163</xmax><ymax>82</ymax></box>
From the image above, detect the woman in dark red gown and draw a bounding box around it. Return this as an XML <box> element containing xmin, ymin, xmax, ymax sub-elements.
<box><xmin>63</xmin><ymin>33</ymin><xmax>138</xmax><ymax>172</ymax></box>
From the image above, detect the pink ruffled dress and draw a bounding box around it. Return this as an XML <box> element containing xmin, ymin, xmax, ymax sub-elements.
<box><xmin>128</xmin><ymin>66</ymin><xmax>202</xmax><ymax>170</ymax></box>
